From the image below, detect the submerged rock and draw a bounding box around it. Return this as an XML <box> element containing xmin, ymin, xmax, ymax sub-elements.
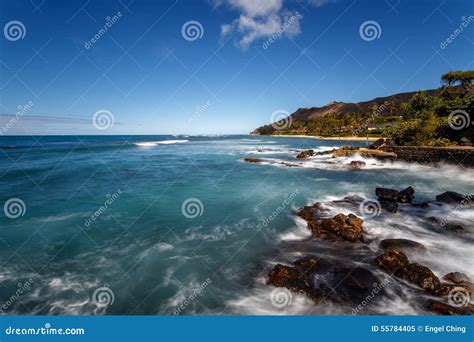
<box><xmin>380</xmin><ymin>200</ymin><xmax>398</xmax><ymax>213</ymax></box>
<box><xmin>428</xmin><ymin>300</ymin><xmax>474</xmax><ymax>315</ymax></box>
<box><xmin>349</xmin><ymin>160</ymin><xmax>366</xmax><ymax>169</ymax></box>
<box><xmin>435</xmin><ymin>191</ymin><xmax>472</xmax><ymax>205</ymax></box>
<box><xmin>444</xmin><ymin>223</ymin><xmax>464</xmax><ymax>234</ymax></box>
<box><xmin>376</xmin><ymin>186</ymin><xmax>414</xmax><ymax>203</ymax></box>
<box><xmin>268</xmin><ymin>263</ymin><xmax>317</xmax><ymax>299</ymax></box>
<box><xmin>375</xmin><ymin>248</ymin><xmax>441</xmax><ymax>293</ymax></box>
<box><xmin>380</xmin><ymin>239</ymin><xmax>425</xmax><ymax>251</ymax></box>
<box><xmin>244</xmin><ymin>157</ymin><xmax>264</xmax><ymax>163</ymax></box>
<box><xmin>443</xmin><ymin>272</ymin><xmax>472</xmax><ymax>286</ymax></box>
<box><xmin>374</xmin><ymin>248</ymin><xmax>409</xmax><ymax>273</ymax></box>
<box><xmin>296</xmin><ymin>149</ymin><xmax>314</xmax><ymax>159</ymax></box>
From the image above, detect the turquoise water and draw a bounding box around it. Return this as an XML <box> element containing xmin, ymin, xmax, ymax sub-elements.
<box><xmin>0</xmin><ymin>135</ymin><xmax>473</xmax><ymax>315</ymax></box>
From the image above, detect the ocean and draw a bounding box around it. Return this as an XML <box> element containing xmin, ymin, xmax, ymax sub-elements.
<box><xmin>0</xmin><ymin>135</ymin><xmax>473</xmax><ymax>315</ymax></box>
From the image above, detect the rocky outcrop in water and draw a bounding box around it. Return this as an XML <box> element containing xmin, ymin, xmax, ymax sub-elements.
<box><xmin>296</xmin><ymin>150</ymin><xmax>314</xmax><ymax>159</ymax></box>
<box><xmin>298</xmin><ymin>206</ymin><xmax>364</xmax><ymax>242</ymax></box>
<box><xmin>376</xmin><ymin>186</ymin><xmax>414</xmax><ymax>203</ymax></box>
<box><xmin>349</xmin><ymin>160</ymin><xmax>366</xmax><ymax>169</ymax></box>
<box><xmin>266</xmin><ymin>186</ymin><xmax>473</xmax><ymax>315</ymax></box>
<box><xmin>435</xmin><ymin>191</ymin><xmax>473</xmax><ymax>205</ymax></box>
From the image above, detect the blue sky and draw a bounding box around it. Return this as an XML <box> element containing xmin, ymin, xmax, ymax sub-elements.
<box><xmin>0</xmin><ymin>0</ymin><xmax>473</xmax><ymax>135</ymax></box>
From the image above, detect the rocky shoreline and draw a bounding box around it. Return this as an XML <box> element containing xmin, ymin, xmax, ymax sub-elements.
<box><xmin>294</xmin><ymin>138</ymin><xmax>474</xmax><ymax>168</ymax></box>
<box><xmin>265</xmin><ymin>187</ymin><xmax>474</xmax><ymax>315</ymax></box>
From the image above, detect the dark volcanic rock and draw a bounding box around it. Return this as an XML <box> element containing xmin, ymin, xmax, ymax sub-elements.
<box><xmin>380</xmin><ymin>200</ymin><xmax>398</xmax><ymax>213</ymax></box>
<box><xmin>297</xmin><ymin>203</ymin><xmax>330</xmax><ymax>235</ymax></box>
<box><xmin>380</xmin><ymin>239</ymin><xmax>425</xmax><ymax>251</ymax></box>
<box><xmin>398</xmin><ymin>186</ymin><xmax>415</xmax><ymax>203</ymax></box>
<box><xmin>376</xmin><ymin>188</ymin><xmax>400</xmax><ymax>202</ymax></box>
<box><xmin>369</xmin><ymin>138</ymin><xmax>385</xmax><ymax>150</ymax></box>
<box><xmin>376</xmin><ymin>186</ymin><xmax>414</xmax><ymax>203</ymax></box>
<box><xmin>374</xmin><ymin>248</ymin><xmax>409</xmax><ymax>273</ymax></box>
<box><xmin>436</xmin><ymin>191</ymin><xmax>472</xmax><ymax>205</ymax></box>
<box><xmin>349</xmin><ymin>160</ymin><xmax>366</xmax><ymax>169</ymax></box>
<box><xmin>319</xmin><ymin>213</ymin><xmax>364</xmax><ymax>242</ymax></box>
<box><xmin>293</xmin><ymin>256</ymin><xmax>319</xmax><ymax>274</ymax></box>
<box><xmin>428</xmin><ymin>300</ymin><xmax>474</xmax><ymax>315</ymax></box>
<box><xmin>375</xmin><ymin>248</ymin><xmax>442</xmax><ymax>294</ymax></box>
<box><xmin>332</xmin><ymin>266</ymin><xmax>382</xmax><ymax>303</ymax></box>
<box><xmin>444</xmin><ymin>223</ymin><xmax>464</xmax><ymax>233</ymax></box>
<box><xmin>401</xmin><ymin>263</ymin><xmax>441</xmax><ymax>292</ymax></box>
<box><xmin>296</xmin><ymin>149</ymin><xmax>314</xmax><ymax>159</ymax></box>
<box><xmin>268</xmin><ymin>264</ymin><xmax>315</xmax><ymax>297</ymax></box>
<box><xmin>244</xmin><ymin>157</ymin><xmax>264</xmax><ymax>163</ymax></box>
<box><xmin>443</xmin><ymin>272</ymin><xmax>472</xmax><ymax>285</ymax></box>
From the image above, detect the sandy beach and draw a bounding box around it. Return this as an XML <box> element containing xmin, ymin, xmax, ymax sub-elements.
<box><xmin>268</xmin><ymin>134</ymin><xmax>381</xmax><ymax>142</ymax></box>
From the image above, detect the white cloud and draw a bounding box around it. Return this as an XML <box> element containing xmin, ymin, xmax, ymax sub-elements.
<box><xmin>219</xmin><ymin>0</ymin><xmax>302</xmax><ymax>50</ymax></box>
<box><xmin>308</xmin><ymin>0</ymin><xmax>338</xmax><ymax>7</ymax></box>
<box><xmin>228</xmin><ymin>0</ymin><xmax>283</xmax><ymax>17</ymax></box>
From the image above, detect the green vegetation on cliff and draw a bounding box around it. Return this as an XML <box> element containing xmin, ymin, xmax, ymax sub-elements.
<box><xmin>253</xmin><ymin>71</ymin><xmax>473</xmax><ymax>146</ymax></box>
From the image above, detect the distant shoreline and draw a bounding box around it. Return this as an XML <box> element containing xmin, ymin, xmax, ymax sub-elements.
<box><xmin>267</xmin><ymin>134</ymin><xmax>381</xmax><ymax>142</ymax></box>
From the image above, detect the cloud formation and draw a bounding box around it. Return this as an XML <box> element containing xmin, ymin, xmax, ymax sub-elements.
<box><xmin>219</xmin><ymin>0</ymin><xmax>301</xmax><ymax>50</ymax></box>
